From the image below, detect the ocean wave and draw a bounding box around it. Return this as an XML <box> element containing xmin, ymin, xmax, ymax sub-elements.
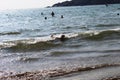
<box><xmin>2</xmin><ymin>41</ymin><xmax>61</xmax><ymax>52</ymax></box>
<box><xmin>50</xmin><ymin>49</ymin><xmax>120</xmax><ymax>57</ymax></box>
<box><xmin>59</xmin><ymin>28</ymin><xmax>120</xmax><ymax>41</ymax></box>
<box><xmin>19</xmin><ymin>28</ymin><xmax>42</xmax><ymax>33</ymax></box>
<box><xmin>95</xmin><ymin>24</ymin><xmax>120</xmax><ymax>27</ymax></box>
<box><xmin>0</xmin><ymin>64</ymin><xmax>120</xmax><ymax>80</ymax></box>
<box><xmin>0</xmin><ymin>33</ymin><xmax>76</xmax><ymax>52</ymax></box>
<box><xmin>17</xmin><ymin>57</ymin><xmax>40</xmax><ymax>62</ymax></box>
<box><xmin>78</xmin><ymin>28</ymin><xmax>120</xmax><ymax>40</ymax></box>
<box><xmin>1</xmin><ymin>28</ymin><xmax>120</xmax><ymax>52</ymax></box>
<box><xmin>50</xmin><ymin>51</ymin><xmax>76</xmax><ymax>57</ymax></box>
<box><xmin>0</xmin><ymin>32</ymin><xmax>21</xmax><ymax>36</ymax></box>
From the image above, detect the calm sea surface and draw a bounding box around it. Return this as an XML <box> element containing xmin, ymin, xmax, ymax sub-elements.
<box><xmin>0</xmin><ymin>4</ymin><xmax>120</xmax><ymax>79</ymax></box>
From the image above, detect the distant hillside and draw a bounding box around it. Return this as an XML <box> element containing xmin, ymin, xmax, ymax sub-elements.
<box><xmin>52</xmin><ymin>0</ymin><xmax>120</xmax><ymax>7</ymax></box>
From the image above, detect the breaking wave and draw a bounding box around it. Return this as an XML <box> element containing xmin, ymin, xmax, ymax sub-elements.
<box><xmin>78</xmin><ymin>28</ymin><xmax>120</xmax><ymax>40</ymax></box>
<box><xmin>2</xmin><ymin>41</ymin><xmax>61</xmax><ymax>52</ymax></box>
<box><xmin>0</xmin><ymin>28</ymin><xmax>120</xmax><ymax>52</ymax></box>
<box><xmin>0</xmin><ymin>63</ymin><xmax>120</xmax><ymax>80</ymax></box>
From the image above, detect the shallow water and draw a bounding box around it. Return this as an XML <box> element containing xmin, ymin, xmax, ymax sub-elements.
<box><xmin>0</xmin><ymin>4</ymin><xmax>120</xmax><ymax>79</ymax></box>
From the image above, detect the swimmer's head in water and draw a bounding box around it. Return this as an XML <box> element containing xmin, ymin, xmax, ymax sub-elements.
<box><xmin>61</xmin><ymin>35</ymin><xmax>65</xmax><ymax>38</ymax></box>
<box><xmin>45</xmin><ymin>17</ymin><xmax>47</xmax><ymax>20</ymax></box>
<box><xmin>60</xmin><ymin>35</ymin><xmax>66</xmax><ymax>41</ymax></box>
<box><xmin>51</xmin><ymin>34</ymin><xmax>66</xmax><ymax>42</ymax></box>
<box><xmin>61</xmin><ymin>15</ymin><xmax>64</xmax><ymax>18</ymax></box>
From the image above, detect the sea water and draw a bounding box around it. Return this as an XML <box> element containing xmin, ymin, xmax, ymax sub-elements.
<box><xmin>0</xmin><ymin>4</ymin><xmax>120</xmax><ymax>80</ymax></box>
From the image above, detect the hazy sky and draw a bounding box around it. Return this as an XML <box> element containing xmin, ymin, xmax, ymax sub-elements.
<box><xmin>0</xmin><ymin>0</ymin><xmax>68</xmax><ymax>10</ymax></box>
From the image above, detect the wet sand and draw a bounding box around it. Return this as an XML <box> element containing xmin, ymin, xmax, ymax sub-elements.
<box><xmin>52</xmin><ymin>66</ymin><xmax>120</xmax><ymax>80</ymax></box>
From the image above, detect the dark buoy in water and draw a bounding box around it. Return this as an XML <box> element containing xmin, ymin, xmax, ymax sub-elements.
<box><xmin>41</xmin><ymin>12</ymin><xmax>43</xmax><ymax>15</ymax></box>
<box><xmin>45</xmin><ymin>17</ymin><xmax>47</xmax><ymax>20</ymax></box>
<box><xmin>117</xmin><ymin>13</ymin><xmax>119</xmax><ymax>15</ymax></box>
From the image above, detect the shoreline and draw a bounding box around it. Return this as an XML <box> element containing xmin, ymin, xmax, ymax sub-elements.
<box><xmin>0</xmin><ymin>73</ymin><xmax>120</xmax><ymax>80</ymax></box>
<box><xmin>0</xmin><ymin>65</ymin><xmax>120</xmax><ymax>80</ymax></box>
<box><xmin>1</xmin><ymin>75</ymin><xmax>120</xmax><ymax>80</ymax></box>
<box><xmin>103</xmin><ymin>76</ymin><xmax>120</xmax><ymax>80</ymax></box>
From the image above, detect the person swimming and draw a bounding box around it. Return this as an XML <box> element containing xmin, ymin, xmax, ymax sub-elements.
<box><xmin>59</xmin><ymin>35</ymin><xmax>66</xmax><ymax>41</ymax></box>
<box><xmin>51</xmin><ymin>34</ymin><xmax>67</xmax><ymax>42</ymax></box>
<box><xmin>51</xmin><ymin>11</ymin><xmax>55</xmax><ymax>17</ymax></box>
<box><xmin>61</xmin><ymin>15</ymin><xmax>64</xmax><ymax>18</ymax></box>
<box><xmin>41</xmin><ymin>12</ymin><xmax>43</xmax><ymax>15</ymax></box>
